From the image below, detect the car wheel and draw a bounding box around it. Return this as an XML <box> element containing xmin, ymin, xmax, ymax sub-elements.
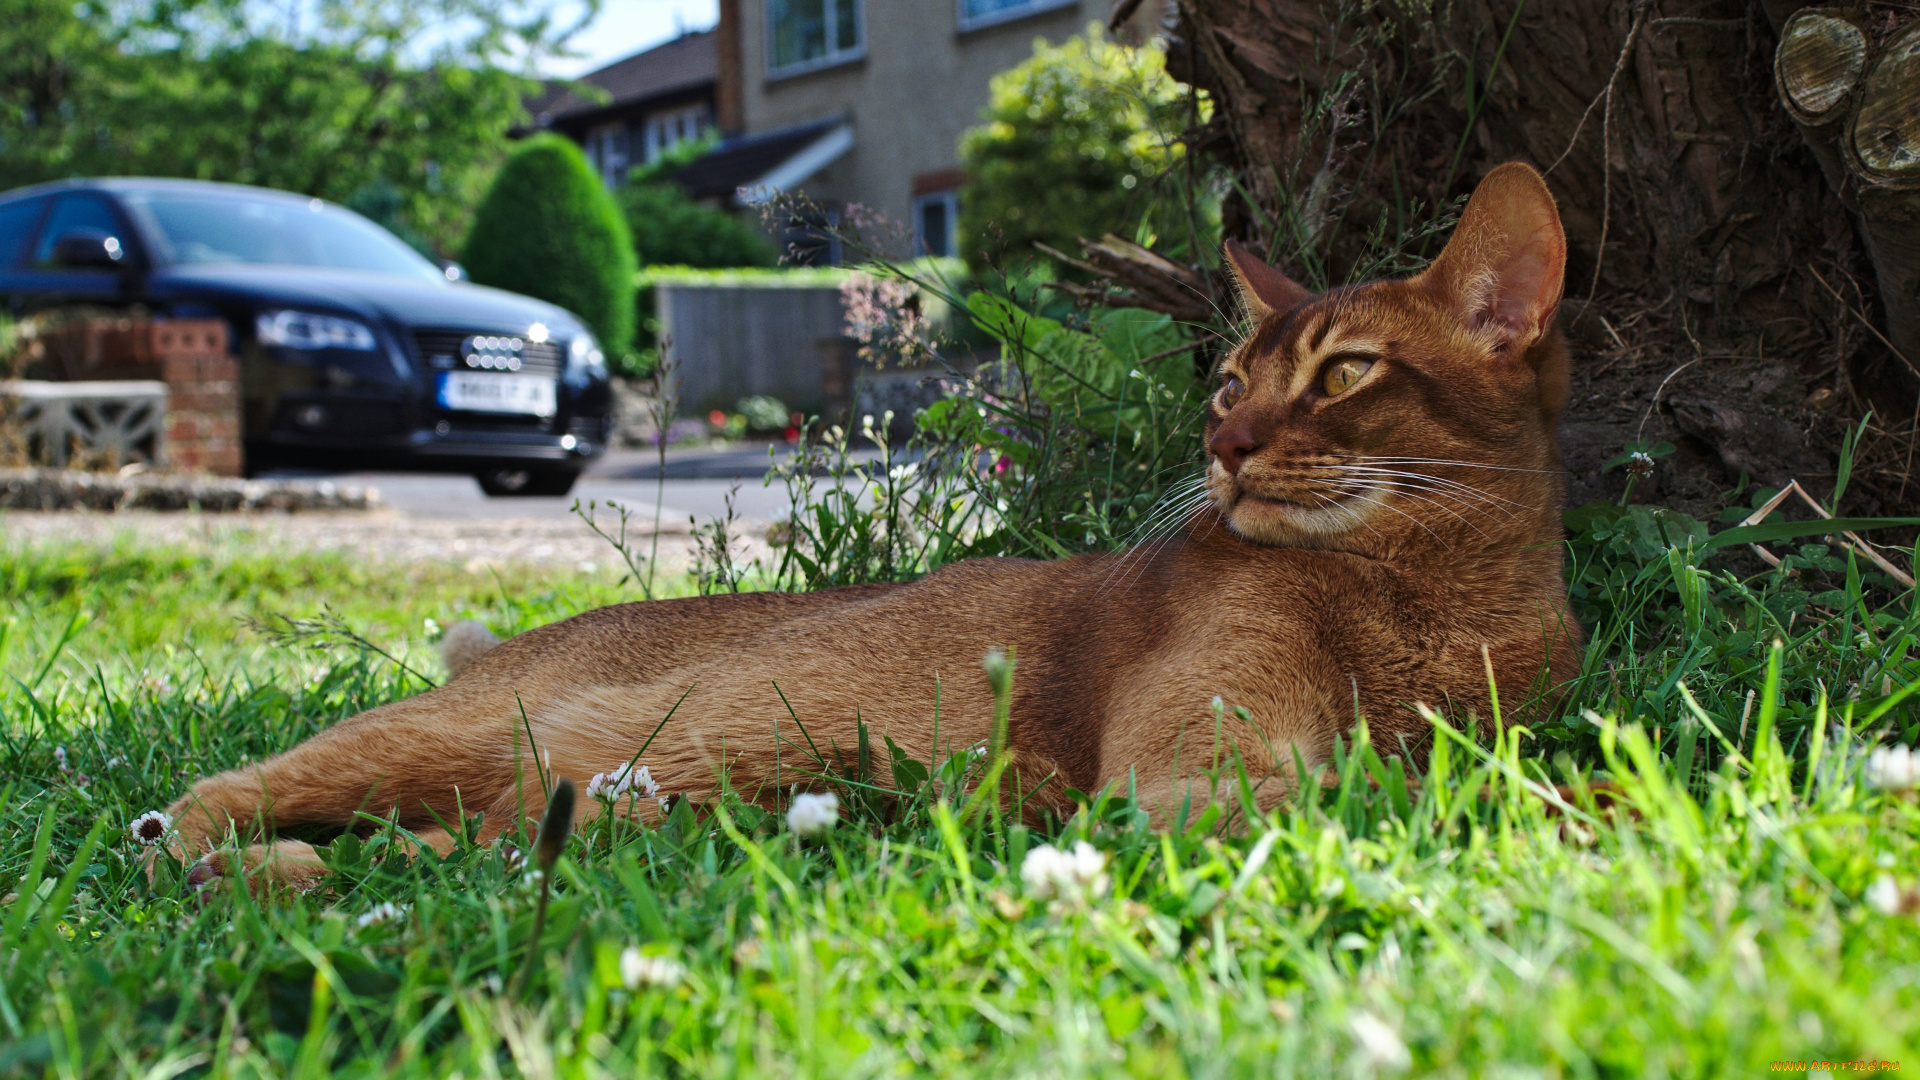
<box><xmin>475</xmin><ymin>467</ymin><xmax>580</xmax><ymax>497</ymax></box>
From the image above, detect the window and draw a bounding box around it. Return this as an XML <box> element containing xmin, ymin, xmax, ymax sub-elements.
<box><xmin>584</xmin><ymin>124</ymin><xmax>632</xmax><ymax>188</ymax></box>
<box><xmin>913</xmin><ymin>191</ymin><xmax>958</xmax><ymax>258</ymax></box>
<box><xmin>0</xmin><ymin>199</ymin><xmax>45</xmax><ymax>268</ymax></box>
<box><xmin>957</xmin><ymin>0</ymin><xmax>1076</xmax><ymax>32</ymax></box>
<box><xmin>32</xmin><ymin>195</ymin><xmax>124</xmax><ymax>268</ymax></box>
<box><xmin>768</xmin><ymin>0</ymin><xmax>862</xmax><ymax>76</ymax></box>
<box><xmin>121</xmin><ymin>192</ymin><xmax>439</xmax><ymax>279</ymax></box>
<box><xmin>642</xmin><ymin>104</ymin><xmax>712</xmax><ymax>164</ymax></box>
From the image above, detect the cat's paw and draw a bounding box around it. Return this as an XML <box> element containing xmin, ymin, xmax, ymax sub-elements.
<box><xmin>184</xmin><ymin>842</ymin><xmax>329</xmax><ymax>899</ymax></box>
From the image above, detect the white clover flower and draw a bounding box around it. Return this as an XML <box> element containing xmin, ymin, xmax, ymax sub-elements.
<box><xmin>586</xmin><ymin>762</ymin><xmax>660</xmax><ymax>802</ymax></box>
<box><xmin>620</xmin><ymin>947</ymin><xmax>686</xmax><ymax>989</ymax></box>
<box><xmin>1867</xmin><ymin>875</ymin><xmax>1906</xmax><ymax>915</ymax></box>
<box><xmin>1020</xmin><ymin>841</ymin><xmax>1109</xmax><ymax>901</ymax></box>
<box><xmin>129</xmin><ymin>810</ymin><xmax>172</xmax><ymax>847</ymax></box>
<box><xmin>355</xmin><ymin>901</ymin><xmax>408</xmax><ymax>928</ymax></box>
<box><xmin>1865</xmin><ymin>745</ymin><xmax>1920</xmax><ymax>790</ymax></box>
<box><xmin>787</xmin><ymin>792</ymin><xmax>839</xmax><ymax>837</ymax></box>
<box><xmin>1348</xmin><ymin>1011</ymin><xmax>1411</xmax><ymax>1073</ymax></box>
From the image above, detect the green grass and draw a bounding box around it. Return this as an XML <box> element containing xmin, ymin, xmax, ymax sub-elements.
<box><xmin>1</xmin><ymin>523</ymin><xmax>1918</xmax><ymax>1077</ymax></box>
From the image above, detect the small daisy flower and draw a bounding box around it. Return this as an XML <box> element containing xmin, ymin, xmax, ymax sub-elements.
<box><xmin>1865</xmin><ymin>745</ymin><xmax>1920</xmax><ymax>790</ymax></box>
<box><xmin>1020</xmin><ymin>841</ymin><xmax>1109</xmax><ymax>901</ymax></box>
<box><xmin>620</xmin><ymin>947</ymin><xmax>686</xmax><ymax>989</ymax></box>
<box><xmin>129</xmin><ymin>811</ymin><xmax>172</xmax><ymax>847</ymax></box>
<box><xmin>1867</xmin><ymin>875</ymin><xmax>1903</xmax><ymax>915</ymax></box>
<box><xmin>1348</xmin><ymin>1011</ymin><xmax>1411</xmax><ymax>1073</ymax></box>
<box><xmin>587</xmin><ymin>762</ymin><xmax>660</xmax><ymax>802</ymax></box>
<box><xmin>354</xmin><ymin>901</ymin><xmax>408</xmax><ymax>928</ymax></box>
<box><xmin>786</xmin><ymin>792</ymin><xmax>839</xmax><ymax>837</ymax></box>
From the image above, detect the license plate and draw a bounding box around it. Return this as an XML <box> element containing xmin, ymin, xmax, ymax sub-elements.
<box><xmin>437</xmin><ymin>372</ymin><xmax>556</xmax><ymax>416</ymax></box>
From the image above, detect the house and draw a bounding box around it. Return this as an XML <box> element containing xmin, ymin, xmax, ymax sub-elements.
<box><xmin>725</xmin><ymin>0</ymin><xmax>1121</xmax><ymax>259</ymax></box>
<box><xmin>527</xmin><ymin>30</ymin><xmax>723</xmax><ymax>190</ymax></box>
<box><xmin>536</xmin><ymin>0</ymin><xmax>1130</xmax><ymax>260</ymax></box>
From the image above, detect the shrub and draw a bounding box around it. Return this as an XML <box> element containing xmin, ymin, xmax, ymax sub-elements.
<box><xmin>958</xmin><ymin>27</ymin><xmax>1187</xmax><ymax>274</ymax></box>
<box><xmin>461</xmin><ymin>134</ymin><xmax>637</xmax><ymax>355</ymax></box>
<box><xmin>620</xmin><ymin>181</ymin><xmax>775</xmax><ymax>270</ymax></box>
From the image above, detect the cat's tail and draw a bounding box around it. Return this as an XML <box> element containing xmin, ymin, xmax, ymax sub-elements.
<box><xmin>438</xmin><ymin>620</ymin><xmax>502</xmax><ymax>678</ymax></box>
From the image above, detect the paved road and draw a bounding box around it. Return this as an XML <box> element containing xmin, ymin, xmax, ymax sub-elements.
<box><xmin>261</xmin><ymin>443</ymin><xmax>829</xmax><ymax>524</ymax></box>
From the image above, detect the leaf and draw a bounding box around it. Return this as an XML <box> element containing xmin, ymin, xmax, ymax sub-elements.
<box><xmin>1702</xmin><ymin>517</ymin><xmax>1920</xmax><ymax>552</ymax></box>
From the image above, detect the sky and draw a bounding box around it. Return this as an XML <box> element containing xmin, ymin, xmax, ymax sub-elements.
<box><xmin>544</xmin><ymin>0</ymin><xmax>720</xmax><ymax>78</ymax></box>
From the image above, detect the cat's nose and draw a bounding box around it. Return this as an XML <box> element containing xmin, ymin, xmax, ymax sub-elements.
<box><xmin>1209</xmin><ymin>419</ymin><xmax>1259</xmax><ymax>475</ymax></box>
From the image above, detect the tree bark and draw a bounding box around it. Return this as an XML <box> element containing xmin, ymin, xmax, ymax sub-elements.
<box><xmin>1155</xmin><ymin>0</ymin><xmax>1920</xmax><ymax>518</ymax></box>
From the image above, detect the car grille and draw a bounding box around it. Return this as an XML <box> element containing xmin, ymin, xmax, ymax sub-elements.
<box><xmin>414</xmin><ymin>330</ymin><xmax>564</xmax><ymax>376</ymax></box>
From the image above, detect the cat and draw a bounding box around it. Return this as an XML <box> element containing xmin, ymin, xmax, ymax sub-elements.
<box><xmin>157</xmin><ymin>162</ymin><xmax>1581</xmax><ymax>893</ymax></box>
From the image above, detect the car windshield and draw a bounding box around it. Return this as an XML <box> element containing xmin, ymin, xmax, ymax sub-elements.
<box><xmin>120</xmin><ymin>190</ymin><xmax>441</xmax><ymax>280</ymax></box>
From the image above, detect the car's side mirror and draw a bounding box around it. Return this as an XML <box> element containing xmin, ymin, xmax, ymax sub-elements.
<box><xmin>52</xmin><ymin>229</ymin><xmax>125</xmax><ymax>269</ymax></box>
<box><xmin>437</xmin><ymin>260</ymin><xmax>466</xmax><ymax>282</ymax></box>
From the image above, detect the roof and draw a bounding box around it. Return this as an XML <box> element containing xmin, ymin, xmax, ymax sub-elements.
<box><xmin>671</xmin><ymin>118</ymin><xmax>850</xmax><ymax>204</ymax></box>
<box><xmin>530</xmin><ymin>31</ymin><xmax>716</xmax><ymax>128</ymax></box>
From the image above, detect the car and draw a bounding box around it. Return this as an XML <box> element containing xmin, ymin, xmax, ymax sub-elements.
<box><xmin>0</xmin><ymin>177</ymin><xmax>613</xmax><ymax>496</ymax></box>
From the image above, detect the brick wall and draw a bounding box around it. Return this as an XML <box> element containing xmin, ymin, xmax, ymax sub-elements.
<box><xmin>26</xmin><ymin>316</ymin><xmax>242</xmax><ymax>476</ymax></box>
<box><xmin>149</xmin><ymin>321</ymin><xmax>240</xmax><ymax>477</ymax></box>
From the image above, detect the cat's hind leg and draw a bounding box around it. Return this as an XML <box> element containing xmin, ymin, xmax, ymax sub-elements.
<box><xmin>158</xmin><ymin>690</ymin><xmax>525</xmax><ymax>892</ymax></box>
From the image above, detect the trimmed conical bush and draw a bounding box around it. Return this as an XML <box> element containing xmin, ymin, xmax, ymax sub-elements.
<box><xmin>461</xmin><ymin>134</ymin><xmax>637</xmax><ymax>354</ymax></box>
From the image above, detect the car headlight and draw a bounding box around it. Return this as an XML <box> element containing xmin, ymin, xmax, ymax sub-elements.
<box><xmin>566</xmin><ymin>331</ymin><xmax>606</xmax><ymax>382</ymax></box>
<box><xmin>256</xmin><ymin>310</ymin><xmax>377</xmax><ymax>351</ymax></box>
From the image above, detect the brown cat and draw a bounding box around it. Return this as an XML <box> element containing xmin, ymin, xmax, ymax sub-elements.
<box><xmin>158</xmin><ymin>162</ymin><xmax>1581</xmax><ymax>892</ymax></box>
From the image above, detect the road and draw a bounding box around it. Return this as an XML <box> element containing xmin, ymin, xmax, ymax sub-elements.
<box><xmin>260</xmin><ymin>442</ymin><xmax>822</xmax><ymax>524</ymax></box>
<box><xmin>0</xmin><ymin>442</ymin><xmax>883</xmax><ymax>570</ymax></box>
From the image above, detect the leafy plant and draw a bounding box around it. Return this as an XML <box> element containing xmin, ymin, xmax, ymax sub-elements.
<box><xmin>462</xmin><ymin>133</ymin><xmax>638</xmax><ymax>355</ymax></box>
<box><xmin>618</xmin><ymin>182</ymin><xmax>774</xmax><ymax>272</ymax></box>
<box><xmin>958</xmin><ymin>27</ymin><xmax>1192</xmax><ymax>274</ymax></box>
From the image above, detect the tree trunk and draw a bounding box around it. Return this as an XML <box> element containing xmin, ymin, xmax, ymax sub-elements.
<box><xmin>1153</xmin><ymin>0</ymin><xmax>1920</xmax><ymax>518</ymax></box>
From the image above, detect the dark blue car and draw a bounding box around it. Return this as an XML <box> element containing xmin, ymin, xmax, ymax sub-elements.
<box><xmin>0</xmin><ymin>177</ymin><xmax>612</xmax><ymax>495</ymax></box>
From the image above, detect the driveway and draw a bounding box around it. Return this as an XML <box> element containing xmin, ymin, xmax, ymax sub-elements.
<box><xmin>261</xmin><ymin>443</ymin><xmax>815</xmax><ymax>524</ymax></box>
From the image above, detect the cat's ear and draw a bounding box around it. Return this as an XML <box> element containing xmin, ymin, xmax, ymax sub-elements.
<box><xmin>1224</xmin><ymin>238</ymin><xmax>1311</xmax><ymax>320</ymax></box>
<box><xmin>1423</xmin><ymin>162</ymin><xmax>1567</xmax><ymax>357</ymax></box>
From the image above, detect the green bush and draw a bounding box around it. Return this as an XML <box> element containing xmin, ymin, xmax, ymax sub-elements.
<box><xmin>620</xmin><ymin>182</ymin><xmax>775</xmax><ymax>270</ymax></box>
<box><xmin>461</xmin><ymin>134</ymin><xmax>637</xmax><ymax>355</ymax></box>
<box><xmin>958</xmin><ymin>27</ymin><xmax>1187</xmax><ymax>274</ymax></box>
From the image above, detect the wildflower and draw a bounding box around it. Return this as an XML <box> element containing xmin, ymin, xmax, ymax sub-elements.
<box><xmin>129</xmin><ymin>811</ymin><xmax>172</xmax><ymax>847</ymax></box>
<box><xmin>1865</xmin><ymin>875</ymin><xmax>1920</xmax><ymax>916</ymax></box>
<box><xmin>1627</xmin><ymin>451</ymin><xmax>1656</xmax><ymax>478</ymax></box>
<box><xmin>354</xmin><ymin>901</ymin><xmax>408</xmax><ymax>928</ymax></box>
<box><xmin>585</xmin><ymin>761</ymin><xmax>659</xmax><ymax>802</ymax></box>
<box><xmin>786</xmin><ymin>792</ymin><xmax>839</xmax><ymax>837</ymax></box>
<box><xmin>1865</xmin><ymin>745</ymin><xmax>1920</xmax><ymax>790</ymax></box>
<box><xmin>1020</xmin><ymin>841</ymin><xmax>1109</xmax><ymax>901</ymax></box>
<box><xmin>1348</xmin><ymin>1011</ymin><xmax>1411</xmax><ymax>1073</ymax></box>
<box><xmin>620</xmin><ymin>947</ymin><xmax>686</xmax><ymax>989</ymax></box>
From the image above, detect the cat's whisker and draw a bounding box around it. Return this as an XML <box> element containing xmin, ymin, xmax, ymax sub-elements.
<box><xmin>1325</xmin><ymin>479</ymin><xmax>1479</xmax><ymax>543</ymax></box>
<box><xmin>1348</xmin><ymin>456</ymin><xmax>1561</xmax><ymax>475</ymax></box>
<box><xmin>1309</xmin><ymin>465</ymin><xmax>1527</xmax><ymax>516</ymax></box>
<box><xmin>1321</xmin><ymin>462</ymin><xmax>1532</xmax><ymax>506</ymax></box>
<box><xmin>1308</xmin><ymin>489</ymin><xmax>1390</xmax><ymax>546</ymax></box>
<box><xmin>1325</xmin><ymin>481</ymin><xmax>1451</xmax><ymax>550</ymax></box>
<box><xmin>1098</xmin><ymin>485</ymin><xmax>1214</xmax><ymax>596</ymax></box>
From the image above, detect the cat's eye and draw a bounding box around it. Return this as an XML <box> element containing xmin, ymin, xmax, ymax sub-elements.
<box><xmin>1219</xmin><ymin>376</ymin><xmax>1246</xmax><ymax>409</ymax></box>
<box><xmin>1322</xmin><ymin>358</ymin><xmax>1373</xmax><ymax>396</ymax></box>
